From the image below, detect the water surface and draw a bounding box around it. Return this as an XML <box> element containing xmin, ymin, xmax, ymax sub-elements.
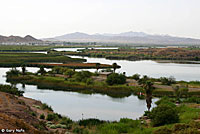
<box><xmin>0</xmin><ymin>67</ymin><xmax>157</xmax><ymax>121</ymax></box>
<box><xmin>53</xmin><ymin>47</ymin><xmax>200</xmax><ymax>81</ymax></box>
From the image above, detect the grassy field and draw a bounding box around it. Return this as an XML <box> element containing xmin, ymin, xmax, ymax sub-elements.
<box><xmin>0</xmin><ymin>45</ymin><xmax>85</xmax><ymax>51</ymax></box>
<box><xmin>54</xmin><ymin>47</ymin><xmax>200</xmax><ymax>62</ymax></box>
<box><xmin>30</xmin><ymin>63</ymin><xmax>117</xmax><ymax>69</ymax></box>
<box><xmin>0</xmin><ymin>52</ymin><xmax>86</xmax><ymax>67</ymax></box>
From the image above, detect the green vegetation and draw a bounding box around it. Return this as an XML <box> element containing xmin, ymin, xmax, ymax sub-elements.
<box><xmin>0</xmin><ymin>45</ymin><xmax>89</xmax><ymax>52</ymax></box>
<box><xmin>1</xmin><ymin>81</ymin><xmax>200</xmax><ymax>134</ymax></box>
<box><xmin>0</xmin><ymin>84</ymin><xmax>24</xmax><ymax>96</ymax></box>
<box><xmin>79</xmin><ymin>118</ymin><xmax>104</xmax><ymax>127</ymax></box>
<box><xmin>57</xmin><ymin>47</ymin><xmax>200</xmax><ymax>62</ymax></box>
<box><xmin>4</xmin><ymin>65</ymin><xmax>200</xmax><ymax>133</ymax></box>
<box><xmin>183</xmin><ymin>96</ymin><xmax>200</xmax><ymax>104</ymax></box>
<box><xmin>46</xmin><ymin>113</ymin><xmax>61</xmax><ymax>121</ymax></box>
<box><xmin>0</xmin><ymin>45</ymin><xmax>56</xmax><ymax>51</ymax></box>
<box><xmin>6</xmin><ymin>67</ymin><xmax>200</xmax><ymax>99</ymax></box>
<box><xmin>160</xmin><ymin>76</ymin><xmax>176</xmax><ymax>85</ymax></box>
<box><xmin>41</xmin><ymin>103</ymin><xmax>53</xmax><ymax>111</ymax></box>
<box><xmin>151</xmin><ymin>104</ymin><xmax>179</xmax><ymax>126</ymax></box>
<box><xmin>0</xmin><ymin>52</ymin><xmax>85</xmax><ymax>67</ymax></box>
<box><xmin>131</xmin><ymin>73</ymin><xmax>140</xmax><ymax>81</ymax></box>
<box><xmin>106</xmin><ymin>73</ymin><xmax>126</xmax><ymax>85</ymax></box>
<box><xmin>40</xmin><ymin>114</ymin><xmax>45</xmax><ymax>119</ymax></box>
<box><xmin>6</xmin><ymin>74</ymin><xmax>135</xmax><ymax>98</ymax></box>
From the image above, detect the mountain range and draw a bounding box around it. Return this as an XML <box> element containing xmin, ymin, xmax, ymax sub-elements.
<box><xmin>45</xmin><ymin>31</ymin><xmax>200</xmax><ymax>45</ymax></box>
<box><xmin>0</xmin><ymin>35</ymin><xmax>42</xmax><ymax>43</ymax></box>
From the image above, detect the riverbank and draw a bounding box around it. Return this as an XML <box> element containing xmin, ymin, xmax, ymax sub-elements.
<box><xmin>6</xmin><ymin>70</ymin><xmax>200</xmax><ymax>98</ymax></box>
<box><xmin>1</xmin><ymin>88</ymin><xmax>200</xmax><ymax>134</ymax></box>
<box><xmin>6</xmin><ymin>75</ymin><xmax>135</xmax><ymax>98</ymax></box>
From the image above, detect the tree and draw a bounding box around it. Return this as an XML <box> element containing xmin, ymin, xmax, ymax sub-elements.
<box><xmin>64</xmin><ymin>69</ymin><xmax>75</xmax><ymax>78</ymax></box>
<box><xmin>132</xmin><ymin>74</ymin><xmax>140</xmax><ymax>81</ymax></box>
<box><xmin>160</xmin><ymin>76</ymin><xmax>176</xmax><ymax>85</ymax></box>
<box><xmin>106</xmin><ymin>73</ymin><xmax>126</xmax><ymax>85</ymax></box>
<box><xmin>151</xmin><ymin>104</ymin><xmax>179</xmax><ymax>126</ymax></box>
<box><xmin>138</xmin><ymin>75</ymin><xmax>149</xmax><ymax>85</ymax></box>
<box><xmin>38</xmin><ymin>66</ymin><xmax>46</xmax><ymax>75</ymax></box>
<box><xmin>21</xmin><ymin>64</ymin><xmax>26</xmax><ymax>76</ymax></box>
<box><xmin>138</xmin><ymin>76</ymin><xmax>154</xmax><ymax>111</ymax></box>
<box><xmin>95</xmin><ymin>63</ymin><xmax>100</xmax><ymax>72</ymax></box>
<box><xmin>172</xmin><ymin>84</ymin><xmax>189</xmax><ymax>102</ymax></box>
<box><xmin>112</xmin><ymin>63</ymin><xmax>118</xmax><ymax>73</ymax></box>
<box><xmin>72</xmin><ymin>71</ymin><xmax>92</xmax><ymax>82</ymax></box>
<box><xmin>6</xmin><ymin>68</ymin><xmax>20</xmax><ymax>76</ymax></box>
<box><xmin>144</xmin><ymin>81</ymin><xmax>154</xmax><ymax>111</ymax></box>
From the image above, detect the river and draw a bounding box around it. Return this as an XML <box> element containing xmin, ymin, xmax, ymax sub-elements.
<box><xmin>0</xmin><ymin>67</ymin><xmax>157</xmax><ymax>121</ymax></box>
<box><xmin>54</xmin><ymin>47</ymin><xmax>200</xmax><ymax>81</ymax></box>
<box><xmin>2</xmin><ymin>47</ymin><xmax>199</xmax><ymax>121</ymax></box>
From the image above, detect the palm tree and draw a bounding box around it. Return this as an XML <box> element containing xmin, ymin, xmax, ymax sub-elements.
<box><xmin>39</xmin><ymin>66</ymin><xmax>46</xmax><ymax>75</ymax></box>
<box><xmin>139</xmin><ymin>76</ymin><xmax>154</xmax><ymax>111</ymax></box>
<box><xmin>95</xmin><ymin>63</ymin><xmax>100</xmax><ymax>72</ymax></box>
<box><xmin>112</xmin><ymin>63</ymin><xmax>118</xmax><ymax>73</ymax></box>
<box><xmin>21</xmin><ymin>64</ymin><xmax>26</xmax><ymax>76</ymax></box>
<box><xmin>143</xmin><ymin>81</ymin><xmax>154</xmax><ymax>111</ymax></box>
<box><xmin>172</xmin><ymin>84</ymin><xmax>188</xmax><ymax>103</ymax></box>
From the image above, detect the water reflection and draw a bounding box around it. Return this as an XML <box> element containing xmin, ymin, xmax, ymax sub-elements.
<box><xmin>0</xmin><ymin>67</ymin><xmax>158</xmax><ymax>121</ymax></box>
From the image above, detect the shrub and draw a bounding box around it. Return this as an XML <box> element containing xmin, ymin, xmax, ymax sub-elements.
<box><xmin>106</xmin><ymin>73</ymin><xmax>126</xmax><ymax>85</ymax></box>
<box><xmin>79</xmin><ymin>118</ymin><xmax>104</xmax><ymax>126</ymax></box>
<box><xmin>153</xmin><ymin>127</ymin><xmax>172</xmax><ymax>134</ymax></box>
<box><xmin>46</xmin><ymin>121</ymin><xmax>52</xmax><ymax>125</ymax></box>
<box><xmin>60</xmin><ymin>117</ymin><xmax>73</xmax><ymax>125</ymax></box>
<box><xmin>55</xmin><ymin>124</ymin><xmax>63</xmax><ymax>128</ymax></box>
<box><xmin>0</xmin><ymin>84</ymin><xmax>24</xmax><ymax>96</ymax></box>
<box><xmin>172</xmin><ymin>123</ymin><xmax>199</xmax><ymax>134</ymax></box>
<box><xmin>49</xmin><ymin>124</ymin><xmax>56</xmax><ymax>129</ymax></box>
<box><xmin>41</xmin><ymin>103</ymin><xmax>53</xmax><ymax>111</ymax></box>
<box><xmin>73</xmin><ymin>127</ymin><xmax>84</xmax><ymax>134</ymax></box>
<box><xmin>151</xmin><ymin>104</ymin><xmax>179</xmax><ymax>126</ymax></box>
<box><xmin>32</xmin><ymin>105</ymin><xmax>41</xmax><ymax>109</ymax></box>
<box><xmin>6</xmin><ymin>68</ymin><xmax>20</xmax><ymax>76</ymax></box>
<box><xmin>40</xmin><ymin>114</ymin><xmax>45</xmax><ymax>119</ymax></box>
<box><xmin>86</xmin><ymin>78</ymin><xmax>94</xmax><ymax>85</ymax></box>
<box><xmin>99</xmin><ymin>119</ymin><xmax>141</xmax><ymax>134</ymax></box>
<box><xmin>132</xmin><ymin>74</ymin><xmax>140</xmax><ymax>81</ymax></box>
<box><xmin>155</xmin><ymin>96</ymin><xmax>176</xmax><ymax>107</ymax></box>
<box><xmin>182</xmin><ymin>97</ymin><xmax>200</xmax><ymax>104</ymax></box>
<box><xmin>64</xmin><ymin>69</ymin><xmax>75</xmax><ymax>78</ymax></box>
<box><xmin>177</xmin><ymin>104</ymin><xmax>200</xmax><ymax>123</ymax></box>
<box><xmin>52</xmin><ymin>67</ymin><xmax>69</xmax><ymax>74</ymax></box>
<box><xmin>160</xmin><ymin>76</ymin><xmax>176</xmax><ymax>85</ymax></box>
<box><xmin>72</xmin><ymin>71</ymin><xmax>92</xmax><ymax>82</ymax></box>
<box><xmin>30</xmin><ymin>112</ymin><xmax>36</xmax><ymax>116</ymax></box>
<box><xmin>46</xmin><ymin>113</ymin><xmax>59</xmax><ymax>121</ymax></box>
<box><xmin>143</xmin><ymin>111</ymin><xmax>151</xmax><ymax>118</ymax></box>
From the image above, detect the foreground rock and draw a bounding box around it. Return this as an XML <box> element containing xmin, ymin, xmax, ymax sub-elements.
<box><xmin>0</xmin><ymin>92</ymin><xmax>53</xmax><ymax>134</ymax></box>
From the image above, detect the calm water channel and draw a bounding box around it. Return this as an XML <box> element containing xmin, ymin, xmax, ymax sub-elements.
<box><xmin>1</xmin><ymin>47</ymin><xmax>199</xmax><ymax>121</ymax></box>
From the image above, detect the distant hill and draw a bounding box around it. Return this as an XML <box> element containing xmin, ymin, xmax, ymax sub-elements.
<box><xmin>44</xmin><ymin>31</ymin><xmax>200</xmax><ymax>45</ymax></box>
<box><xmin>0</xmin><ymin>35</ymin><xmax>42</xmax><ymax>43</ymax></box>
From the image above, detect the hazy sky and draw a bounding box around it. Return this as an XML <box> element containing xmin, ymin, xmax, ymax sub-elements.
<box><xmin>0</xmin><ymin>0</ymin><xmax>200</xmax><ymax>38</ymax></box>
